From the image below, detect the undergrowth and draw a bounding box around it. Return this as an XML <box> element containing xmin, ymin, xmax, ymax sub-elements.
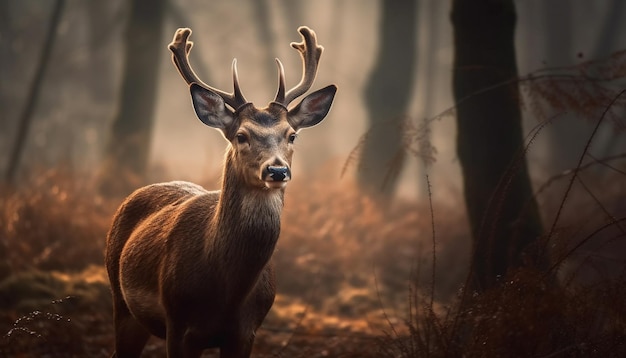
<box><xmin>0</xmin><ymin>165</ymin><xmax>467</xmax><ymax>356</ymax></box>
<box><xmin>371</xmin><ymin>67</ymin><xmax>626</xmax><ymax>357</ymax></box>
<box><xmin>1</xmin><ymin>51</ymin><xmax>625</xmax><ymax>356</ymax></box>
<box><xmin>0</xmin><ymin>168</ymin><xmax>114</xmax><ymax>273</ymax></box>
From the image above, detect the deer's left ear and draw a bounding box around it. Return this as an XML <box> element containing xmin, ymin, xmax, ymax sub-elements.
<box><xmin>287</xmin><ymin>85</ymin><xmax>337</xmax><ymax>130</ymax></box>
<box><xmin>190</xmin><ymin>83</ymin><xmax>236</xmax><ymax>131</ymax></box>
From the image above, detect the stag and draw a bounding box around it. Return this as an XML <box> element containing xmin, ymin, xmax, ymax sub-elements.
<box><xmin>105</xmin><ymin>27</ymin><xmax>336</xmax><ymax>357</ymax></box>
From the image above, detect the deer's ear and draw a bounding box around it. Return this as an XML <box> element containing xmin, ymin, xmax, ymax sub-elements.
<box><xmin>287</xmin><ymin>85</ymin><xmax>337</xmax><ymax>130</ymax></box>
<box><xmin>190</xmin><ymin>83</ymin><xmax>235</xmax><ymax>130</ymax></box>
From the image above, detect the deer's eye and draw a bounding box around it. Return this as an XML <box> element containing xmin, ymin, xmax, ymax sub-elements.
<box><xmin>288</xmin><ymin>133</ymin><xmax>297</xmax><ymax>144</ymax></box>
<box><xmin>236</xmin><ymin>133</ymin><xmax>248</xmax><ymax>144</ymax></box>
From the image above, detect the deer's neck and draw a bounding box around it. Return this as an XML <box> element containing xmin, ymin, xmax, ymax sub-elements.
<box><xmin>209</xmin><ymin>152</ymin><xmax>284</xmax><ymax>297</ymax></box>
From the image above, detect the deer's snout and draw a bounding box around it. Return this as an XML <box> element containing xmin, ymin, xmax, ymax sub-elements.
<box><xmin>263</xmin><ymin>163</ymin><xmax>291</xmax><ymax>189</ymax></box>
<box><xmin>268</xmin><ymin>166</ymin><xmax>288</xmax><ymax>180</ymax></box>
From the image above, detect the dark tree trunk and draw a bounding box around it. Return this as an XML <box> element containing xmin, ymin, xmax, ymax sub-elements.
<box><xmin>99</xmin><ymin>0</ymin><xmax>165</xmax><ymax>195</ymax></box>
<box><xmin>451</xmin><ymin>0</ymin><xmax>543</xmax><ymax>291</ymax></box>
<box><xmin>358</xmin><ymin>0</ymin><xmax>418</xmax><ymax>195</ymax></box>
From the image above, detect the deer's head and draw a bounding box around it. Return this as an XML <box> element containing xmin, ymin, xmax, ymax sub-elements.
<box><xmin>169</xmin><ymin>27</ymin><xmax>336</xmax><ymax>190</ymax></box>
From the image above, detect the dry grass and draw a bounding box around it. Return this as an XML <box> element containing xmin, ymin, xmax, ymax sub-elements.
<box><xmin>373</xmin><ymin>166</ymin><xmax>626</xmax><ymax>357</ymax></box>
<box><xmin>0</xmin><ymin>160</ymin><xmax>625</xmax><ymax>356</ymax></box>
<box><xmin>0</xmin><ymin>168</ymin><xmax>114</xmax><ymax>273</ymax></box>
<box><xmin>0</xmin><ymin>166</ymin><xmax>457</xmax><ymax>356</ymax></box>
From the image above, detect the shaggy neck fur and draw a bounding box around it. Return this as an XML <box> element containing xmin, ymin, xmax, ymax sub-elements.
<box><xmin>208</xmin><ymin>148</ymin><xmax>284</xmax><ymax>301</ymax></box>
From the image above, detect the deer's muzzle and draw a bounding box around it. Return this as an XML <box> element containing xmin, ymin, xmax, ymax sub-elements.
<box><xmin>264</xmin><ymin>165</ymin><xmax>291</xmax><ymax>188</ymax></box>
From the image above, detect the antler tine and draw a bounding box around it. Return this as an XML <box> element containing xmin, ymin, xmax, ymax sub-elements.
<box><xmin>279</xmin><ymin>26</ymin><xmax>324</xmax><ymax>106</ymax></box>
<box><xmin>231</xmin><ymin>59</ymin><xmax>246</xmax><ymax>106</ymax></box>
<box><xmin>274</xmin><ymin>58</ymin><xmax>286</xmax><ymax>104</ymax></box>
<box><xmin>168</xmin><ymin>28</ymin><xmax>247</xmax><ymax>110</ymax></box>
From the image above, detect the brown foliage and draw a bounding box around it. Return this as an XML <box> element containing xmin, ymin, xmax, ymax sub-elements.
<box><xmin>521</xmin><ymin>49</ymin><xmax>626</xmax><ymax>128</ymax></box>
<box><xmin>0</xmin><ymin>166</ymin><xmax>466</xmax><ymax>356</ymax></box>
<box><xmin>1</xmin><ymin>152</ymin><xmax>625</xmax><ymax>356</ymax></box>
<box><xmin>1</xmin><ymin>168</ymin><xmax>115</xmax><ymax>273</ymax></box>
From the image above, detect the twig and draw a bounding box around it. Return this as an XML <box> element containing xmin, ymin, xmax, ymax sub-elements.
<box><xmin>426</xmin><ymin>174</ymin><xmax>437</xmax><ymax>310</ymax></box>
<box><xmin>545</xmin><ymin>89</ymin><xmax>626</xmax><ymax>247</ymax></box>
<box><xmin>533</xmin><ymin>152</ymin><xmax>626</xmax><ymax>198</ymax></box>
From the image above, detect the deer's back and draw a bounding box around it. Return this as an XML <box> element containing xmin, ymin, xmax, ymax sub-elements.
<box><xmin>106</xmin><ymin>181</ymin><xmax>217</xmax><ymax>289</ymax></box>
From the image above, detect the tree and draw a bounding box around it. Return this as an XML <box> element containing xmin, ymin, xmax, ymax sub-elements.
<box><xmin>4</xmin><ymin>0</ymin><xmax>65</xmax><ymax>184</ymax></box>
<box><xmin>542</xmin><ymin>0</ymin><xmax>593</xmax><ymax>173</ymax></box>
<box><xmin>358</xmin><ymin>0</ymin><xmax>418</xmax><ymax>195</ymax></box>
<box><xmin>98</xmin><ymin>0</ymin><xmax>165</xmax><ymax>195</ymax></box>
<box><xmin>451</xmin><ymin>0</ymin><xmax>544</xmax><ymax>291</ymax></box>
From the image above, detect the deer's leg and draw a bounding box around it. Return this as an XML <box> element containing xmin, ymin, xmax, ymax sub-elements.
<box><xmin>219</xmin><ymin>332</ymin><xmax>254</xmax><ymax>358</ymax></box>
<box><xmin>112</xmin><ymin>302</ymin><xmax>150</xmax><ymax>358</ymax></box>
<box><xmin>165</xmin><ymin>322</ymin><xmax>202</xmax><ymax>358</ymax></box>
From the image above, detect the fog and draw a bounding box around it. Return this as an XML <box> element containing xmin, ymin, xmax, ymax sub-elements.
<box><xmin>2</xmin><ymin>0</ymin><xmax>625</xmax><ymax>202</ymax></box>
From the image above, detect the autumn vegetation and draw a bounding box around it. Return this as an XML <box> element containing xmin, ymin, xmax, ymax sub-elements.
<box><xmin>1</xmin><ymin>141</ymin><xmax>625</xmax><ymax>357</ymax></box>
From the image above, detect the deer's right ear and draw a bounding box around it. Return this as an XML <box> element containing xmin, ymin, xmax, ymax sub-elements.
<box><xmin>287</xmin><ymin>85</ymin><xmax>337</xmax><ymax>130</ymax></box>
<box><xmin>190</xmin><ymin>83</ymin><xmax>235</xmax><ymax>130</ymax></box>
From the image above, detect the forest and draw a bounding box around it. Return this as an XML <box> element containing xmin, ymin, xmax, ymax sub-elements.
<box><xmin>1</xmin><ymin>0</ymin><xmax>625</xmax><ymax>356</ymax></box>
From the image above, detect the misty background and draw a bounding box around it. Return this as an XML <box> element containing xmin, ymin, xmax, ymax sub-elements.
<box><xmin>1</xmin><ymin>0</ymin><xmax>625</xmax><ymax>201</ymax></box>
<box><xmin>2</xmin><ymin>1</ymin><xmax>626</xmax><ymax>355</ymax></box>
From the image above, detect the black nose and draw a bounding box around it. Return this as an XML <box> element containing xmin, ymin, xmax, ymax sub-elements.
<box><xmin>267</xmin><ymin>166</ymin><xmax>290</xmax><ymax>181</ymax></box>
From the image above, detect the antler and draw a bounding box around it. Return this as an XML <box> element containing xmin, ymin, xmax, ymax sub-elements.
<box><xmin>274</xmin><ymin>26</ymin><xmax>323</xmax><ymax>107</ymax></box>
<box><xmin>168</xmin><ymin>28</ymin><xmax>247</xmax><ymax>110</ymax></box>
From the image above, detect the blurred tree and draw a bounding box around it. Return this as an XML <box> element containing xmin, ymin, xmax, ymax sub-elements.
<box><xmin>167</xmin><ymin>0</ymin><xmax>212</xmax><ymax>84</ymax></box>
<box><xmin>358</xmin><ymin>0</ymin><xmax>418</xmax><ymax>195</ymax></box>
<box><xmin>542</xmin><ymin>1</ymin><xmax>591</xmax><ymax>173</ymax></box>
<box><xmin>281</xmin><ymin>0</ymin><xmax>304</xmax><ymax>34</ymax></box>
<box><xmin>594</xmin><ymin>0</ymin><xmax>625</xmax><ymax>57</ymax></box>
<box><xmin>5</xmin><ymin>0</ymin><xmax>65</xmax><ymax>184</ymax></box>
<box><xmin>254</xmin><ymin>0</ymin><xmax>279</xmax><ymax>79</ymax></box>
<box><xmin>86</xmin><ymin>1</ymin><xmax>118</xmax><ymax>103</ymax></box>
<box><xmin>451</xmin><ymin>0</ymin><xmax>544</xmax><ymax>291</ymax></box>
<box><xmin>98</xmin><ymin>0</ymin><xmax>165</xmax><ymax>195</ymax></box>
<box><xmin>592</xmin><ymin>0</ymin><xmax>626</xmax><ymax>160</ymax></box>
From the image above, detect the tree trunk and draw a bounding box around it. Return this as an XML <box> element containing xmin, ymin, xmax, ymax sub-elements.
<box><xmin>99</xmin><ymin>0</ymin><xmax>165</xmax><ymax>195</ymax></box>
<box><xmin>4</xmin><ymin>0</ymin><xmax>65</xmax><ymax>184</ymax></box>
<box><xmin>451</xmin><ymin>0</ymin><xmax>543</xmax><ymax>291</ymax></box>
<box><xmin>253</xmin><ymin>0</ymin><xmax>280</xmax><ymax>81</ymax></box>
<box><xmin>358</xmin><ymin>0</ymin><xmax>417</xmax><ymax>195</ymax></box>
<box><xmin>86</xmin><ymin>1</ymin><xmax>116</xmax><ymax>103</ymax></box>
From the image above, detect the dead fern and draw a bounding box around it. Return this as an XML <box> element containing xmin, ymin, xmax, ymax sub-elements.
<box><xmin>520</xmin><ymin>49</ymin><xmax>626</xmax><ymax>129</ymax></box>
<box><xmin>341</xmin><ymin>115</ymin><xmax>438</xmax><ymax>188</ymax></box>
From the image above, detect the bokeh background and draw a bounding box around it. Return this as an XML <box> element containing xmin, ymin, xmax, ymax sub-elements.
<box><xmin>1</xmin><ymin>0</ymin><xmax>626</xmax><ymax>356</ymax></box>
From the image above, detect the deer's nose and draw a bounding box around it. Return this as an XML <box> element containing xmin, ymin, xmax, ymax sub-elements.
<box><xmin>266</xmin><ymin>166</ymin><xmax>290</xmax><ymax>182</ymax></box>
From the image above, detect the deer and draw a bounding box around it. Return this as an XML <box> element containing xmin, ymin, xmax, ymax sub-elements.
<box><xmin>105</xmin><ymin>26</ymin><xmax>336</xmax><ymax>357</ymax></box>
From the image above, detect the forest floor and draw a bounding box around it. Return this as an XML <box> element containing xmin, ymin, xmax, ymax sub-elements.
<box><xmin>1</xmin><ymin>168</ymin><xmax>625</xmax><ymax>357</ymax></box>
<box><xmin>0</xmin><ymin>265</ymin><xmax>388</xmax><ymax>357</ymax></box>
